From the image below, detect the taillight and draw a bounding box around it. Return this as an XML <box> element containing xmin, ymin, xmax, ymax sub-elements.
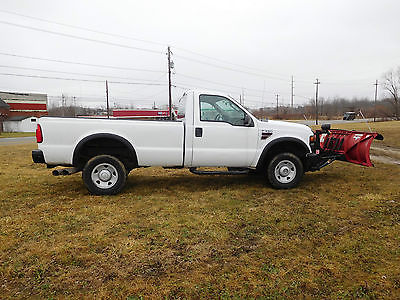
<box><xmin>309</xmin><ymin>135</ymin><xmax>316</xmax><ymax>143</ymax></box>
<box><xmin>36</xmin><ymin>124</ymin><xmax>43</xmax><ymax>143</ymax></box>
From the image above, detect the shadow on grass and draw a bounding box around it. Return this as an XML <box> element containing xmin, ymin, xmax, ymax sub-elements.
<box><xmin>43</xmin><ymin>168</ymin><xmax>342</xmax><ymax>198</ymax></box>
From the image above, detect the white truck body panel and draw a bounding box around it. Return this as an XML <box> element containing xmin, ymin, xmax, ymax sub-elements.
<box><xmin>37</xmin><ymin>90</ymin><xmax>314</xmax><ymax>168</ymax></box>
<box><xmin>252</xmin><ymin>120</ymin><xmax>313</xmax><ymax>167</ymax></box>
<box><xmin>39</xmin><ymin>118</ymin><xmax>184</xmax><ymax>166</ymax></box>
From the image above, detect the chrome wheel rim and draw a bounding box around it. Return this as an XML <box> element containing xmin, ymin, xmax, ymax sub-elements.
<box><xmin>91</xmin><ymin>163</ymin><xmax>118</xmax><ymax>189</ymax></box>
<box><xmin>274</xmin><ymin>160</ymin><xmax>296</xmax><ymax>184</ymax></box>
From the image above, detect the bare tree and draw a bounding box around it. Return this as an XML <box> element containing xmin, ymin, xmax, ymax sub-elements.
<box><xmin>383</xmin><ymin>68</ymin><xmax>400</xmax><ymax>120</ymax></box>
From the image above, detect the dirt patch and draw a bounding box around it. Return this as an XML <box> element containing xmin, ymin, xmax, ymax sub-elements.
<box><xmin>371</xmin><ymin>146</ymin><xmax>400</xmax><ymax>160</ymax></box>
<box><xmin>371</xmin><ymin>155</ymin><xmax>400</xmax><ymax>166</ymax></box>
<box><xmin>370</xmin><ymin>145</ymin><xmax>400</xmax><ymax>165</ymax></box>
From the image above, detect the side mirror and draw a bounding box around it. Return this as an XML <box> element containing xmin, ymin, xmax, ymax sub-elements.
<box><xmin>244</xmin><ymin>114</ymin><xmax>254</xmax><ymax>127</ymax></box>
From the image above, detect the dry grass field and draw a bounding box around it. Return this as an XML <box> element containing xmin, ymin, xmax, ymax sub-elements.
<box><xmin>0</xmin><ymin>132</ymin><xmax>35</xmax><ymax>138</ymax></box>
<box><xmin>1</xmin><ymin>121</ymin><xmax>400</xmax><ymax>298</ymax></box>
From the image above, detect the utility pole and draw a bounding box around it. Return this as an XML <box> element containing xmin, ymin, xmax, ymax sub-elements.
<box><xmin>262</xmin><ymin>80</ymin><xmax>266</xmax><ymax>109</ymax></box>
<box><xmin>61</xmin><ymin>94</ymin><xmax>66</xmax><ymax>117</ymax></box>
<box><xmin>167</xmin><ymin>46</ymin><xmax>173</xmax><ymax>120</ymax></box>
<box><xmin>106</xmin><ymin>80</ymin><xmax>110</xmax><ymax>119</ymax></box>
<box><xmin>276</xmin><ymin>94</ymin><xmax>279</xmax><ymax>119</ymax></box>
<box><xmin>314</xmin><ymin>78</ymin><xmax>320</xmax><ymax>125</ymax></box>
<box><xmin>291</xmin><ymin>76</ymin><xmax>294</xmax><ymax>108</ymax></box>
<box><xmin>242</xmin><ymin>89</ymin><xmax>245</xmax><ymax>107</ymax></box>
<box><xmin>374</xmin><ymin>80</ymin><xmax>378</xmax><ymax>122</ymax></box>
<box><xmin>72</xmin><ymin>96</ymin><xmax>76</xmax><ymax>117</ymax></box>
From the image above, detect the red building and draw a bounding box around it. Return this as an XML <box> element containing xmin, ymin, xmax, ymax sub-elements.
<box><xmin>0</xmin><ymin>99</ymin><xmax>10</xmax><ymax>133</ymax></box>
<box><xmin>0</xmin><ymin>91</ymin><xmax>48</xmax><ymax>118</ymax></box>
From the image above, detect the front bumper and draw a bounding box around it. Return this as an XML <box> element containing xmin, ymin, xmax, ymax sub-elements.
<box><xmin>32</xmin><ymin>149</ymin><xmax>45</xmax><ymax>163</ymax></box>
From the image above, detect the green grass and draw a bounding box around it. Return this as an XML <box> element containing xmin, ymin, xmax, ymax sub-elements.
<box><xmin>0</xmin><ymin>132</ymin><xmax>35</xmax><ymax>138</ymax></box>
<box><xmin>0</xmin><ymin>127</ymin><xmax>400</xmax><ymax>298</ymax></box>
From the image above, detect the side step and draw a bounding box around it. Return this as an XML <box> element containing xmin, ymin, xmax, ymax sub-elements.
<box><xmin>189</xmin><ymin>167</ymin><xmax>249</xmax><ymax>175</ymax></box>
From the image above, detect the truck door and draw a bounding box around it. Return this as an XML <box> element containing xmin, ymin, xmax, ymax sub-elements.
<box><xmin>191</xmin><ymin>94</ymin><xmax>258</xmax><ymax>167</ymax></box>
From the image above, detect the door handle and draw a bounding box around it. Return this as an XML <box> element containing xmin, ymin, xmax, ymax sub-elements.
<box><xmin>195</xmin><ymin>127</ymin><xmax>203</xmax><ymax>137</ymax></box>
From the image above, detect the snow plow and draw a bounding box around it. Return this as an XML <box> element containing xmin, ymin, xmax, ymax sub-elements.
<box><xmin>307</xmin><ymin>124</ymin><xmax>384</xmax><ymax>171</ymax></box>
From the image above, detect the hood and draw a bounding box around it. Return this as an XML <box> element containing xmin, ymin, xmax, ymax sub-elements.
<box><xmin>258</xmin><ymin>119</ymin><xmax>313</xmax><ymax>132</ymax></box>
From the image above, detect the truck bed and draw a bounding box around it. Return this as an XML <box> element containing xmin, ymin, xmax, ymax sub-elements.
<box><xmin>38</xmin><ymin>117</ymin><xmax>184</xmax><ymax>166</ymax></box>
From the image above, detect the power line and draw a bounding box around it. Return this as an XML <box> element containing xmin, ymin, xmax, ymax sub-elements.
<box><xmin>174</xmin><ymin>82</ymin><xmax>254</xmax><ymax>98</ymax></box>
<box><xmin>174</xmin><ymin>54</ymin><xmax>290</xmax><ymax>81</ymax></box>
<box><xmin>0</xmin><ymin>52</ymin><xmax>164</xmax><ymax>73</ymax></box>
<box><xmin>175</xmin><ymin>72</ymin><xmax>274</xmax><ymax>94</ymax></box>
<box><xmin>296</xmin><ymin>94</ymin><xmax>313</xmax><ymax>101</ymax></box>
<box><xmin>48</xmin><ymin>91</ymin><xmax>167</xmax><ymax>102</ymax></box>
<box><xmin>0</xmin><ymin>8</ymin><xmax>321</xmax><ymax>85</ymax></box>
<box><xmin>0</xmin><ymin>64</ymin><xmax>167</xmax><ymax>82</ymax></box>
<box><xmin>0</xmin><ymin>72</ymin><xmax>167</xmax><ymax>85</ymax></box>
<box><xmin>0</xmin><ymin>9</ymin><xmax>166</xmax><ymax>47</ymax></box>
<box><xmin>173</xmin><ymin>46</ymin><xmax>290</xmax><ymax>78</ymax></box>
<box><xmin>124</xmin><ymin>74</ymin><xmax>168</xmax><ymax>95</ymax></box>
<box><xmin>0</xmin><ymin>20</ymin><xmax>164</xmax><ymax>55</ymax></box>
<box><xmin>0</xmin><ymin>9</ymin><xmax>307</xmax><ymax>80</ymax></box>
<box><xmin>51</xmin><ymin>94</ymin><xmax>275</xmax><ymax>106</ymax></box>
<box><xmin>322</xmin><ymin>80</ymin><xmax>378</xmax><ymax>85</ymax></box>
<box><xmin>0</xmin><ymin>9</ymin><xmax>382</xmax><ymax>86</ymax></box>
<box><xmin>176</xmin><ymin>80</ymin><xmax>290</xmax><ymax>99</ymax></box>
<box><xmin>175</xmin><ymin>83</ymin><xmax>276</xmax><ymax>106</ymax></box>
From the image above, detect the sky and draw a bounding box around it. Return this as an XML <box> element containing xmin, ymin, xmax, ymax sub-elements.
<box><xmin>0</xmin><ymin>0</ymin><xmax>399</xmax><ymax>109</ymax></box>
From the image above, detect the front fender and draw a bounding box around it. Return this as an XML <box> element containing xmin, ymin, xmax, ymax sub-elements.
<box><xmin>256</xmin><ymin>137</ymin><xmax>310</xmax><ymax>169</ymax></box>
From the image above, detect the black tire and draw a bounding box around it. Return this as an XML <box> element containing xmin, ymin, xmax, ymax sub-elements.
<box><xmin>267</xmin><ymin>152</ymin><xmax>303</xmax><ymax>189</ymax></box>
<box><xmin>82</xmin><ymin>155</ymin><xmax>127</xmax><ymax>195</ymax></box>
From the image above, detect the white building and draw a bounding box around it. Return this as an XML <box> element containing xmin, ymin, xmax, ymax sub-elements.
<box><xmin>3</xmin><ymin>116</ymin><xmax>39</xmax><ymax>132</ymax></box>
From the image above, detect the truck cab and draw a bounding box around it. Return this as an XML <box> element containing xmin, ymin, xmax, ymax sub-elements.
<box><xmin>178</xmin><ymin>91</ymin><xmax>313</xmax><ymax>169</ymax></box>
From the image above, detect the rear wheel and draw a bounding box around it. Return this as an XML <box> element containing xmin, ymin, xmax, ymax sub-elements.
<box><xmin>82</xmin><ymin>155</ymin><xmax>127</xmax><ymax>195</ymax></box>
<box><xmin>267</xmin><ymin>152</ymin><xmax>303</xmax><ymax>189</ymax></box>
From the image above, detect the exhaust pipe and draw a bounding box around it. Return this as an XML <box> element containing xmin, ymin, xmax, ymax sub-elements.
<box><xmin>52</xmin><ymin>169</ymin><xmax>61</xmax><ymax>176</ymax></box>
<box><xmin>52</xmin><ymin>167</ymin><xmax>79</xmax><ymax>176</ymax></box>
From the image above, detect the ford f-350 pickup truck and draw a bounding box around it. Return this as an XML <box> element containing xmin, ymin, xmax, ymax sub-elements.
<box><xmin>32</xmin><ymin>90</ymin><xmax>383</xmax><ymax>195</ymax></box>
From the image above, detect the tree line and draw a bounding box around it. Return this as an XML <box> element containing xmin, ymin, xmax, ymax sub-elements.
<box><xmin>253</xmin><ymin>67</ymin><xmax>400</xmax><ymax>121</ymax></box>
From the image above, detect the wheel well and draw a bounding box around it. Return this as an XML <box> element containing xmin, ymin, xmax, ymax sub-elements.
<box><xmin>256</xmin><ymin>139</ymin><xmax>310</xmax><ymax>171</ymax></box>
<box><xmin>73</xmin><ymin>134</ymin><xmax>138</xmax><ymax>171</ymax></box>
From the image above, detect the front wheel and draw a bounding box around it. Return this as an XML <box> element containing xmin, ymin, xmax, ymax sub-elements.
<box><xmin>267</xmin><ymin>152</ymin><xmax>303</xmax><ymax>189</ymax></box>
<box><xmin>82</xmin><ymin>155</ymin><xmax>127</xmax><ymax>195</ymax></box>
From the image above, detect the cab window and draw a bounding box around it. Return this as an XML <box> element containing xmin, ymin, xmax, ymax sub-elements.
<box><xmin>199</xmin><ymin>94</ymin><xmax>249</xmax><ymax>126</ymax></box>
<box><xmin>176</xmin><ymin>93</ymin><xmax>187</xmax><ymax>120</ymax></box>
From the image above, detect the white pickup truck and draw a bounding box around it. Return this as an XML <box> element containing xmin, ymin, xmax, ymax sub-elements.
<box><xmin>32</xmin><ymin>90</ymin><xmax>382</xmax><ymax>195</ymax></box>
